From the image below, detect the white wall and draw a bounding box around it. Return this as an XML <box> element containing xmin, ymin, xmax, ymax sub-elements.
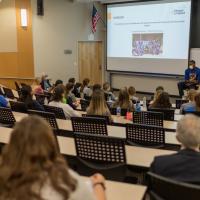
<box><xmin>31</xmin><ymin>0</ymin><xmax>105</xmax><ymax>83</ymax></box>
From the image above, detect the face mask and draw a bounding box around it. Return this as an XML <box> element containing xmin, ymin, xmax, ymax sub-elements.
<box><xmin>189</xmin><ymin>65</ymin><xmax>194</xmax><ymax>70</ymax></box>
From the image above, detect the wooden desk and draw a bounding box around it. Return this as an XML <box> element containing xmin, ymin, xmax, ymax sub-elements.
<box><xmin>12</xmin><ymin>112</ymin><xmax>179</xmax><ymax>145</ymax></box>
<box><xmin>81</xmin><ymin>177</ymin><xmax>147</xmax><ymax>200</ymax></box>
<box><xmin>0</xmin><ymin>127</ymin><xmax>177</xmax><ymax>168</ymax></box>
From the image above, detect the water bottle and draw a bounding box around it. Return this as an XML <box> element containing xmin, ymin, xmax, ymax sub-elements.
<box><xmin>116</xmin><ymin>106</ymin><xmax>121</xmax><ymax>116</ymax></box>
<box><xmin>143</xmin><ymin>96</ymin><xmax>147</xmax><ymax>111</ymax></box>
<box><xmin>136</xmin><ymin>101</ymin><xmax>141</xmax><ymax>112</ymax></box>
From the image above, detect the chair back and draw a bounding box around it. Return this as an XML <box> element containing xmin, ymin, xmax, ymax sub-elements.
<box><xmin>147</xmin><ymin>172</ymin><xmax>200</xmax><ymax>200</ymax></box>
<box><xmin>28</xmin><ymin>110</ymin><xmax>58</xmax><ymax>130</ymax></box>
<box><xmin>44</xmin><ymin>105</ymin><xmax>66</xmax><ymax>119</ymax></box>
<box><xmin>74</xmin><ymin>133</ymin><xmax>126</xmax><ymax>164</ymax></box>
<box><xmin>3</xmin><ymin>87</ymin><xmax>15</xmax><ymax>99</ymax></box>
<box><xmin>0</xmin><ymin>87</ymin><xmax>4</xmax><ymax>96</ymax></box>
<box><xmin>110</xmin><ymin>107</ymin><xmax>128</xmax><ymax>116</ymax></box>
<box><xmin>176</xmin><ymin>99</ymin><xmax>189</xmax><ymax>109</ymax></box>
<box><xmin>71</xmin><ymin>117</ymin><xmax>108</xmax><ymax>135</ymax></box>
<box><xmin>126</xmin><ymin>124</ymin><xmax>165</xmax><ymax>147</ymax></box>
<box><xmin>14</xmin><ymin>81</ymin><xmax>21</xmax><ymax>91</ymax></box>
<box><xmin>80</xmin><ymin>99</ymin><xmax>90</xmax><ymax>111</ymax></box>
<box><xmin>10</xmin><ymin>101</ymin><xmax>27</xmax><ymax>113</ymax></box>
<box><xmin>133</xmin><ymin>111</ymin><xmax>164</xmax><ymax>127</ymax></box>
<box><xmin>148</xmin><ymin>108</ymin><xmax>175</xmax><ymax>121</ymax></box>
<box><xmin>83</xmin><ymin>114</ymin><xmax>110</xmax><ymax>124</ymax></box>
<box><xmin>0</xmin><ymin>107</ymin><xmax>16</xmax><ymax>126</ymax></box>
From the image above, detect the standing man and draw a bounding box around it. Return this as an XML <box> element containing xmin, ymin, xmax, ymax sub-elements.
<box><xmin>177</xmin><ymin>60</ymin><xmax>200</xmax><ymax>97</ymax></box>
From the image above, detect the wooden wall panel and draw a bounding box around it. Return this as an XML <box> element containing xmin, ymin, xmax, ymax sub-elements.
<box><xmin>0</xmin><ymin>0</ymin><xmax>34</xmax><ymax>78</ymax></box>
<box><xmin>0</xmin><ymin>78</ymin><xmax>36</xmax><ymax>89</ymax></box>
<box><xmin>15</xmin><ymin>0</ymin><xmax>34</xmax><ymax>78</ymax></box>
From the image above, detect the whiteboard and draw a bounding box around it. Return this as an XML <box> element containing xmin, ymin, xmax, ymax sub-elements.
<box><xmin>190</xmin><ymin>48</ymin><xmax>200</xmax><ymax>67</ymax></box>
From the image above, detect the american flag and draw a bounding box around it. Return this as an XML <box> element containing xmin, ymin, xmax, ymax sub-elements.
<box><xmin>92</xmin><ymin>5</ymin><xmax>101</xmax><ymax>33</ymax></box>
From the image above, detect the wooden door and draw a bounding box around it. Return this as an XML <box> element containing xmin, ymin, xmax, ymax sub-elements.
<box><xmin>78</xmin><ymin>41</ymin><xmax>103</xmax><ymax>85</ymax></box>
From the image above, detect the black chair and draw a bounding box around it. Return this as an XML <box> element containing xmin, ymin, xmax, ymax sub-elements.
<box><xmin>80</xmin><ymin>99</ymin><xmax>90</xmax><ymax>111</ymax></box>
<box><xmin>133</xmin><ymin>111</ymin><xmax>164</xmax><ymax>127</ymax></box>
<box><xmin>148</xmin><ymin>108</ymin><xmax>175</xmax><ymax>121</ymax></box>
<box><xmin>147</xmin><ymin>172</ymin><xmax>200</xmax><ymax>200</ymax></box>
<box><xmin>35</xmin><ymin>94</ymin><xmax>49</xmax><ymax>105</ymax></box>
<box><xmin>74</xmin><ymin>133</ymin><xmax>127</xmax><ymax>181</ymax></box>
<box><xmin>176</xmin><ymin>99</ymin><xmax>189</xmax><ymax>109</ymax></box>
<box><xmin>71</xmin><ymin>117</ymin><xmax>108</xmax><ymax>135</ymax></box>
<box><xmin>28</xmin><ymin>110</ymin><xmax>59</xmax><ymax>130</ymax></box>
<box><xmin>44</xmin><ymin>105</ymin><xmax>66</xmax><ymax>119</ymax></box>
<box><xmin>3</xmin><ymin>87</ymin><xmax>15</xmax><ymax>99</ymax></box>
<box><xmin>0</xmin><ymin>87</ymin><xmax>4</xmax><ymax>96</ymax></box>
<box><xmin>0</xmin><ymin>107</ymin><xmax>16</xmax><ymax>127</ymax></box>
<box><xmin>126</xmin><ymin>124</ymin><xmax>165</xmax><ymax>147</ymax></box>
<box><xmin>110</xmin><ymin>107</ymin><xmax>128</xmax><ymax>116</ymax></box>
<box><xmin>14</xmin><ymin>81</ymin><xmax>21</xmax><ymax>91</ymax></box>
<box><xmin>82</xmin><ymin>114</ymin><xmax>110</xmax><ymax>124</ymax></box>
<box><xmin>10</xmin><ymin>101</ymin><xmax>27</xmax><ymax>113</ymax></box>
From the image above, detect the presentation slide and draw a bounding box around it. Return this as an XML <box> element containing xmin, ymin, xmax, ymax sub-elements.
<box><xmin>107</xmin><ymin>0</ymin><xmax>191</xmax><ymax>75</ymax></box>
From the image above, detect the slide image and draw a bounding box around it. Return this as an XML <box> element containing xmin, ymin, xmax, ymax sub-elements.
<box><xmin>132</xmin><ymin>33</ymin><xmax>163</xmax><ymax>57</ymax></box>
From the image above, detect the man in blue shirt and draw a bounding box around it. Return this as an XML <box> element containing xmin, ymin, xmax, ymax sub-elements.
<box><xmin>178</xmin><ymin>60</ymin><xmax>200</xmax><ymax>97</ymax></box>
<box><xmin>0</xmin><ymin>95</ymin><xmax>9</xmax><ymax>107</ymax></box>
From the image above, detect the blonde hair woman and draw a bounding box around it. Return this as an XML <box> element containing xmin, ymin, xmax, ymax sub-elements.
<box><xmin>113</xmin><ymin>88</ymin><xmax>134</xmax><ymax>111</ymax></box>
<box><xmin>0</xmin><ymin>116</ymin><xmax>106</xmax><ymax>200</ymax></box>
<box><xmin>87</xmin><ymin>89</ymin><xmax>112</xmax><ymax>122</ymax></box>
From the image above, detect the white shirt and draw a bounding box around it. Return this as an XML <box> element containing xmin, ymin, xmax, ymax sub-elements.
<box><xmin>49</xmin><ymin>101</ymin><xmax>81</xmax><ymax>119</ymax></box>
<box><xmin>39</xmin><ymin>170</ymin><xmax>96</xmax><ymax>200</ymax></box>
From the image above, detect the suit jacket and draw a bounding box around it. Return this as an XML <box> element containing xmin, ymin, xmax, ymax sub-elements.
<box><xmin>150</xmin><ymin>149</ymin><xmax>200</xmax><ymax>184</ymax></box>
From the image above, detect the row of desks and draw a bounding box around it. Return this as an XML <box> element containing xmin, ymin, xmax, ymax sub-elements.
<box><xmin>13</xmin><ymin>111</ymin><xmax>180</xmax><ymax>146</ymax></box>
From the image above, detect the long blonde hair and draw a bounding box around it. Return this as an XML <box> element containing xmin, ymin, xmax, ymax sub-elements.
<box><xmin>0</xmin><ymin>116</ymin><xmax>77</xmax><ymax>200</ymax></box>
<box><xmin>87</xmin><ymin>89</ymin><xmax>111</xmax><ymax>116</ymax></box>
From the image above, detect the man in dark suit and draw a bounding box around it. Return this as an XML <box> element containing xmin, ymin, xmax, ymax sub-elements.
<box><xmin>150</xmin><ymin>114</ymin><xmax>200</xmax><ymax>184</ymax></box>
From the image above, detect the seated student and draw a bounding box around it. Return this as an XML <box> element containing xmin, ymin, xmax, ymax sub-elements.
<box><xmin>65</xmin><ymin>82</ymin><xmax>78</xmax><ymax>109</ymax></box>
<box><xmin>128</xmin><ymin>86</ymin><xmax>138</xmax><ymax>103</ymax></box>
<box><xmin>0</xmin><ymin>95</ymin><xmax>9</xmax><ymax>108</ymax></box>
<box><xmin>103</xmin><ymin>82</ymin><xmax>116</xmax><ymax>101</ymax></box>
<box><xmin>49</xmin><ymin>85</ymin><xmax>81</xmax><ymax>119</ymax></box>
<box><xmin>0</xmin><ymin>116</ymin><xmax>106</xmax><ymax>200</ymax></box>
<box><xmin>68</xmin><ymin>77</ymin><xmax>76</xmax><ymax>85</ymax></box>
<box><xmin>40</xmin><ymin>73</ymin><xmax>52</xmax><ymax>91</ymax></box>
<box><xmin>182</xmin><ymin>92</ymin><xmax>200</xmax><ymax>113</ymax></box>
<box><xmin>113</xmin><ymin>88</ymin><xmax>134</xmax><ymax>111</ymax></box>
<box><xmin>79</xmin><ymin>78</ymin><xmax>92</xmax><ymax>98</ymax></box>
<box><xmin>150</xmin><ymin>86</ymin><xmax>164</xmax><ymax>105</ymax></box>
<box><xmin>178</xmin><ymin>60</ymin><xmax>200</xmax><ymax>97</ymax></box>
<box><xmin>93</xmin><ymin>84</ymin><xmax>102</xmax><ymax>92</ymax></box>
<box><xmin>19</xmin><ymin>85</ymin><xmax>44</xmax><ymax>111</ymax></box>
<box><xmin>149</xmin><ymin>92</ymin><xmax>172</xmax><ymax>109</ymax></box>
<box><xmin>180</xmin><ymin>89</ymin><xmax>197</xmax><ymax>114</ymax></box>
<box><xmin>72</xmin><ymin>82</ymin><xmax>82</xmax><ymax>98</ymax></box>
<box><xmin>32</xmin><ymin>77</ymin><xmax>44</xmax><ymax>95</ymax></box>
<box><xmin>87</xmin><ymin>89</ymin><xmax>113</xmax><ymax>122</ymax></box>
<box><xmin>150</xmin><ymin>115</ymin><xmax>200</xmax><ymax>183</ymax></box>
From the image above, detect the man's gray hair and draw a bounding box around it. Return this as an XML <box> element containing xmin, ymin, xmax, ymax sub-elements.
<box><xmin>177</xmin><ymin>114</ymin><xmax>200</xmax><ymax>149</ymax></box>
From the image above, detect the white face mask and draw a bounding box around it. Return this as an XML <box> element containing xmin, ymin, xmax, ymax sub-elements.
<box><xmin>189</xmin><ymin>65</ymin><xmax>194</xmax><ymax>70</ymax></box>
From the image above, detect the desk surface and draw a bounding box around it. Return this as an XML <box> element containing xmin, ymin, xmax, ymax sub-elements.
<box><xmin>0</xmin><ymin>127</ymin><xmax>177</xmax><ymax>168</ymax></box>
<box><xmin>13</xmin><ymin>112</ymin><xmax>179</xmax><ymax>145</ymax></box>
<box><xmin>81</xmin><ymin>177</ymin><xmax>147</xmax><ymax>200</ymax></box>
